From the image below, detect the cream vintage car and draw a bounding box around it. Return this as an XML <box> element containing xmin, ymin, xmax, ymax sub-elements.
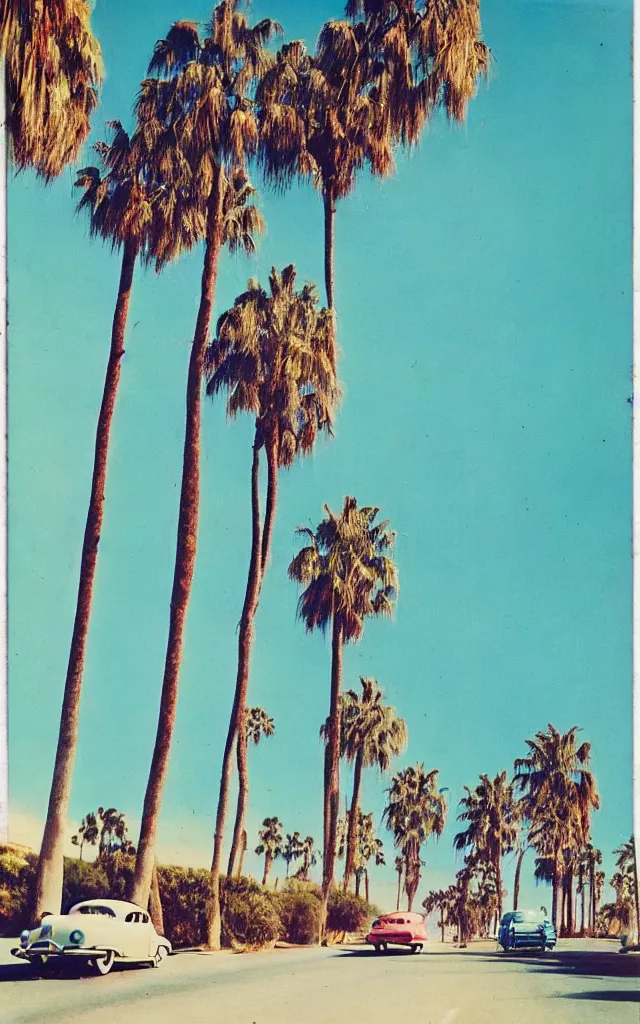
<box><xmin>12</xmin><ymin>898</ymin><xmax>172</xmax><ymax>975</ymax></box>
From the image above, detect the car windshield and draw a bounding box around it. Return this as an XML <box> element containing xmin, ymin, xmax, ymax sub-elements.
<box><xmin>513</xmin><ymin>911</ymin><xmax>543</xmax><ymax>924</ymax></box>
<box><xmin>72</xmin><ymin>905</ymin><xmax>116</xmax><ymax>917</ymax></box>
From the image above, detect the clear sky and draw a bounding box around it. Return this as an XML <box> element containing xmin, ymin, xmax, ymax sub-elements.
<box><xmin>8</xmin><ymin>0</ymin><xmax>632</xmax><ymax>916</ymax></box>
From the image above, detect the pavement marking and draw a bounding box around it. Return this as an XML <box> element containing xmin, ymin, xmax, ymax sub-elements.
<box><xmin>439</xmin><ymin>1012</ymin><xmax>458</xmax><ymax>1024</ymax></box>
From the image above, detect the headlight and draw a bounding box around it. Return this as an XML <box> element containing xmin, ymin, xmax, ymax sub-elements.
<box><xmin>20</xmin><ymin>930</ymin><xmax>29</xmax><ymax>947</ymax></box>
<box><xmin>69</xmin><ymin>929</ymin><xmax>84</xmax><ymax>945</ymax></box>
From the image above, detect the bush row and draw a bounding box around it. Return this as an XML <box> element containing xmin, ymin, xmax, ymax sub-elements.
<box><xmin>0</xmin><ymin>845</ymin><xmax>375</xmax><ymax>947</ymax></box>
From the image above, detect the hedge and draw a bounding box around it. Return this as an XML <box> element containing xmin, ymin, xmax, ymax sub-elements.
<box><xmin>0</xmin><ymin>844</ymin><xmax>376</xmax><ymax>948</ymax></box>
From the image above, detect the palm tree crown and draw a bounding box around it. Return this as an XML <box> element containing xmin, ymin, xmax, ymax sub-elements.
<box><xmin>1</xmin><ymin>0</ymin><xmax>103</xmax><ymax>180</ymax></box>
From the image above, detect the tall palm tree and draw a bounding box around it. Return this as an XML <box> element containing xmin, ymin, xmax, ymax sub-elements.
<box><xmin>288</xmin><ymin>497</ymin><xmax>398</xmax><ymax>934</ymax></box>
<box><xmin>282</xmin><ymin>832</ymin><xmax>303</xmax><ymax>877</ymax></box>
<box><xmin>1</xmin><ymin>0</ymin><xmax>103</xmax><ymax>180</ymax></box>
<box><xmin>228</xmin><ymin>707</ymin><xmax>275</xmax><ymax>876</ymax></box>
<box><xmin>204</xmin><ymin>265</ymin><xmax>339</xmax><ymax>948</ymax></box>
<box><xmin>255</xmin><ymin>816</ymin><xmax>283</xmax><ymax>886</ymax></box>
<box><xmin>32</xmin><ymin>121</ymin><xmax>165</xmax><ymax>918</ymax></box>
<box><xmin>129</xmin><ymin>2</ymin><xmax>280</xmax><ymax>915</ymax></box>
<box><xmin>383</xmin><ymin>763</ymin><xmax>447</xmax><ymax>911</ymax></box>
<box><xmin>356</xmin><ymin>811</ymin><xmax>384</xmax><ymax>904</ymax></box>
<box><xmin>423</xmin><ymin>888</ymin><xmax>449</xmax><ymax>942</ymax></box>
<box><xmin>514</xmin><ymin>724</ymin><xmax>599</xmax><ymax>932</ymax></box>
<box><xmin>454</xmin><ymin>771</ymin><xmax>519</xmax><ymax>922</ymax></box>
<box><xmin>339</xmin><ymin>677</ymin><xmax>407</xmax><ymax>891</ymax></box>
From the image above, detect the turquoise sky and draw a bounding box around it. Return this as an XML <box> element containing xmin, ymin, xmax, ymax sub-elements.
<box><xmin>8</xmin><ymin>0</ymin><xmax>632</xmax><ymax>914</ymax></box>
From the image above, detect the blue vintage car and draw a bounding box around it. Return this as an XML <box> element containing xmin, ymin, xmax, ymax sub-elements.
<box><xmin>498</xmin><ymin>910</ymin><xmax>557</xmax><ymax>952</ymax></box>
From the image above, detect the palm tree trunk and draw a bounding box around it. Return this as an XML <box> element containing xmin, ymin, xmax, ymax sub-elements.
<box><xmin>513</xmin><ymin>847</ymin><xmax>525</xmax><ymax>911</ymax></box>
<box><xmin>149</xmin><ymin>864</ymin><xmax>164</xmax><ymax>936</ymax></box>
<box><xmin>260</xmin><ymin>429</ymin><xmax>278</xmax><ymax>574</ymax></box>
<box><xmin>323</xmin><ymin>187</ymin><xmax>335</xmax><ymax>312</ymax></box>
<box><xmin>566</xmin><ymin>869</ymin><xmax>573</xmax><ymax>937</ymax></box>
<box><xmin>495</xmin><ymin>852</ymin><xmax>502</xmax><ymax>924</ymax></box>
<box><xmin>207</xmin><ymin>438</ymin><xmax>263</xmax><ymax>951</ymax></box>
<box><xmin>580</xmin><ymin>882</ymin><xmax>585</xmax><ymax>935</ymax></box>
<box><xmin>343</xmin><ymin>750</ymin><xmax>363</xmax><ymax>891</ymax></box>
<box><xmin>551</xmin><ymin>858</ymin><xmax>559</xmax><ymax>933</ymax></box>
<box><xmin>129</xmin><ymin>173</ymin><xmax>223</xmax><ymax>910</ymax></box>
<box><xmin>355</xmin><ymin>871</ymin><xmax>360</xmax><ymax>898</ymax></box>
<box><xmin>590</xmin><ymin>866</ymin><xmax>596</xmax><ymax>936</ymax></box>
<box><xmin>365</xmin><ymin>869</ymin><xmax>369</xmax><ymax>905</ymax></box>
<box><xmin>33</xmin><ymin>239</ymin><xmax>137</xmax><ymax>918</ymax></box>
<box><xmin>320</xmin><ymin>618</ymin><xmax>343</xmax><ymax>940</ymax></box>
<box><xmin>0</xmin><ymin>69</ymin><xmax>7</xmax><ymax>850</ymax></box>
<box><xmin>396</xmin><ymin>870</ymin><xmax>402</xmax><ymax>911</ymax></box>
<box><xmin>227</xmin><ymin>730</ymin><xmax>248</xmax><ymax>877</ymax></box>
<box><xmin>440</xmin><ymin>914</ymin><xmax>445</xmax><ymax>943</ymax></box>
<box><xmin>262</xmin><ymin>852</ymin><xmax>273</xmax><ymax>887</ymax></box>
<box><xmin>228</xmin><ymin>429</ymin><xmax>280</xmax><ymax>877</ymax></box>
<box><xmin>237</xmin><ymin>831</ymin><xmax>247</xmax><ymax>878</ymax></box>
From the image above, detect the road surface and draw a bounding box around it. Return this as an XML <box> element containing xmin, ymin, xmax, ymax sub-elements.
<box><xmin>0</xmin><ymin>938</ymin><xmax>637</xmax><ymax>1024</ymax></box>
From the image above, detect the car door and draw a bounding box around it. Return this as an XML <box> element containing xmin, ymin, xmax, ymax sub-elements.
<box><xmin>123</xmin><ymin>911</ymin><xmax>152</xmax><ymax>959</ymax></box>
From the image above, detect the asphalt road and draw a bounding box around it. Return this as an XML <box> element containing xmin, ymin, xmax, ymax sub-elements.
<box><xmin>0</xmin><ymin>938</ymin><xmax>637</xmax><ymax>1024</ymax></box>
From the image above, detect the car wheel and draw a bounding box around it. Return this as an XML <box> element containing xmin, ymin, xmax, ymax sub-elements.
<box><xmin>373</xmin><ymin>944</ymin><xmax>381</xmax><ymax>954</ymax></box>
<box><xmin>381</xmin><ymin>943</ymin><xmax>388</xmax><ymax>953</ymax></box>
<box><xmin>92</xmin><ymin>950</ymin><xmax>115</xmax><ymax>976</ymax></box>
<box><xmin>508</xmin><ymin>929</ymin><xmax>516</xmax><ymax>951</ymax></box>
<box><xmin>411</xmin><ymin>945</ymin><xmax>421</xmax><ymax>954</ymax></box>
<box><xmin>153</xmin><ymin>946</ymin><xmax>169</xmax><ymax>967</ymax></box>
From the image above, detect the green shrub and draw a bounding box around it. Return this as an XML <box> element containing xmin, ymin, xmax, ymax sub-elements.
<box><xmin>223</xmin><ymin>890</ymin><xmax>281</xmax><ymax>948</ymax></box>
<box><xmin>326</xmin><ymin>888</ymin><xmax>373</xmax><ymax>934</ymax></box>
<box><xmin>0</xmin><ymin>847</ymin><xmax>36</xmax><ymax>935</ymax></box>
<box><xmin>157</xmin><ymin>865</ymin><xmax>212</xmax><ymax>948</ymax></box>
<box><xmin>275</xmin><ymin>880</ymin><xmax>322</xmax><ymax>944</ymax></box>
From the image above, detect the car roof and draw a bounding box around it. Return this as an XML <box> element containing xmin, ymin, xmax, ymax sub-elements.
<box><xmin>69</xmin><ymin>899</ymin><xmax>147</xmax><ymax>916</ymax></box>
<box><xmin>379</xmin><ymin>911</ymin><xmax>424</xmax><ymax>920</ymax></box>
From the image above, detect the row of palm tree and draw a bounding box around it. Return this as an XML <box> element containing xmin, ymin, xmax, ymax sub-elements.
<box><xmin>596</xmin><ymin>838</ymin><xmax>638</xmax><ymax>941</ymax></box>
<box><xmin>255</xmin><ymin>818</ymin><xmax>318</xmax><ymax>885</ymax></box>
<box><xmin>417</xmin><ymin>725</ymin><xmax>603</xmax><ymax>940</ymax></box>
<box><xmin>70</xmin><ymin>806</ymin><xmax>134</xmax><ymax>860</ymax></box>
<box><xmin>3</xmin><ymin>0</ymin><xmax>491</xmax><ymax>945</ymax></box>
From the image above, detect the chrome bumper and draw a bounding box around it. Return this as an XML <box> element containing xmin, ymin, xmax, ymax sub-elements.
<box><xmin>12</xmin><ymin>944</ymin><xmax>112</xmax><ymax>960</ymax></box>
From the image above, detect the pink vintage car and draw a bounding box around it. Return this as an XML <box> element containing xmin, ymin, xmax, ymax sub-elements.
<box><xmin>366</xmin><ymin>911</ymin><xmax>427</xmax><ymax>953</ymax></box>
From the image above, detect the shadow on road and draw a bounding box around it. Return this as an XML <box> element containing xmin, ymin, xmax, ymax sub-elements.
<box><xmin>338</xmin><ymin>948</ymin><xmax>419</xmax><ymax>958</ymax></box>
<box><xmin>561</xmin><ymin>990</ymin><xmax>640</xmax><ymax>1002</ymax></box>
<box><xmin>0</xmin><ymin>960</ymin><xmax>149</xmax><ymax>983</ymax></box>
<box><xmin>474</xmin><ymin>949</ymin><xmax>640</xmax><ymax>980</ymax></box>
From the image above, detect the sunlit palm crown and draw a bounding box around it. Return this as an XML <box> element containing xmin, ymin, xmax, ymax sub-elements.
<box><xmin>257</xmin><ymin>35</ymin><xmax>394</xmax><ymax>202</ymax></box>
<box><xmin>454</xmin><ymin>770</ymin><xmax>520</xmax><ymax>861</ymax></box>
<box><xmin>338</xmin><ymin>676</ymin><xmax>408</xmax><ymax>770</ymax></box>
<box><xmin>514</xmin><ymin>724</ymin><xmax>600</xmax><ymax>848</ymax></box>
<box><xmin>139</xmin><ymin>2</ymin><xmax>281</xmax><ymax>201</ymax></box>
<box><xmin>356</xmin><ymin>811</ymin><xmax>385</xmax><ymax>868</ymax></box>
<box><xmin>205</xmin><ymin>264</ymin><xmax>340</xmax><ymax>465</ymax></box>
<box><xmin>1</xmin><ymin>0</ymin><xmax>103</xmax><ymax>180</ymax></box>
<box><xmin>384</xmin><ymin>763</ymin><xmax>447</xmax><ymax>846</ymax></box>
<box><xmin>288</xmin><ymin>497</ymin><xmax>398</xmax><ymax>641</ymax></box>
<box><xmin>344</xmin><ymin>0</ymin><xmax>490</xmax><ymax>142</ymax></box>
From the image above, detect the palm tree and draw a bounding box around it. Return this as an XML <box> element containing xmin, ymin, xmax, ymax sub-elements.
<box><xmin>356</xmin><ymin>812</ymin><xmax>384</xmax><ymax>903</ymax></box>
<box><xmin>454</xmin><ymin>771</ymin><xmax>519</xmax><ymax>923</ymax></box>
<box><xmin>383</xmin><ymin>764</ymin><xmax>447</xmax><ymax>911</ymax></box>
<box><xmin>339</xmin><ymin>677</ymin><xmax>407</xmax><ymax>891</ymax></box>
<box><xmin>71</xmin><ymin>812</ymin><xmax>99</xmax><ymax>861</ymax></box>
<box><xmin>613</xmin><ymin>837</ymin><xmax>639</xmax><ymax>943</ymax></box>
<box><xmin>257</xmin><ymin>34</ymin><xmax>392</xmax><ymax>321</ymax></box>
<box><xmin>32</xmin><ymin>121</ymin><xmax>166</xmax><ymax>917</ymax></box>
<box><xmin>205</xmin><ymin>265</ymin><xmax>339</xmax><ymax>947</ymax></box>
<box><xmin>514</xmin><ymin>724</ymin><xmax>600</xmax><ymax>932</ymax></box>
<box><xmin>282</xmin><ymin>832</ymin><xmax>303</xmax><ymax>877</ymax></box>
<box><xmin>423</xmin><ymin>888</ymin><xmax>449</xmax><ymax>943</ymax></box>
<box><xmin>394</xmin><ymin>855</ymin><xmax>404</xmax><ymax>911</ymax></box>
<box><xmin>129</xmin><ymin>2</ymin><xmax>280</xmax><ymax>916</ymax></box>
<box><xmin>255</xmin><ymin>816</ymin><xmax>283</xmax><ymax>886</ymax></box>
<box><xmin>1</xmin><ymin>0</ymin><xmax>103</xmax><ymax>180</ymax></box>
<box><xmin>295</xmin><ymin>837</ymin><xmax>318</xmax><ymax>882</ymax></box>
<box><xmin>288</xmin><ymin>497</ymin><xmax>398</xmax><ymax>934</ymax></box>
<box><xmin>227</xmin><ymin>708</ymin><xmax>275</xmax><ymax>877</ymax></box>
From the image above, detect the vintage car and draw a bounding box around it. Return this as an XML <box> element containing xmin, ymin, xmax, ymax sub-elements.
<box><xmin>12</xmin><ymin>898</ymin><xmax>172</xmax><ymax>975</ymax></box>
<box><xmin>366</xmin><ymin>911</ymin><xmax>428</xmax><ymax>953</ymax></box>
<box><xmin>498</xmin><ymin>909</ymin><xmax>557</xmax><ymax>952</ymax></box>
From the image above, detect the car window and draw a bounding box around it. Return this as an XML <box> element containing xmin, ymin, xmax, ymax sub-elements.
<box><xmin>75</xmin><ymin>905</ymin><xmax>116</xmax><ymax>917</ymax></box>
<box><xmin>142</xmin><ymin>913</ymin><xmax>149</xmax><ymax>924</ymax></box>
<box><xmin>125</xmin><ymin>912</ymin><xmax>145</xmax><ymax>923</ymax></box>
<box><xmin>372</xmin><ymin>920</ymin><xmax>381</xmax><ymax>928</ymax></box>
